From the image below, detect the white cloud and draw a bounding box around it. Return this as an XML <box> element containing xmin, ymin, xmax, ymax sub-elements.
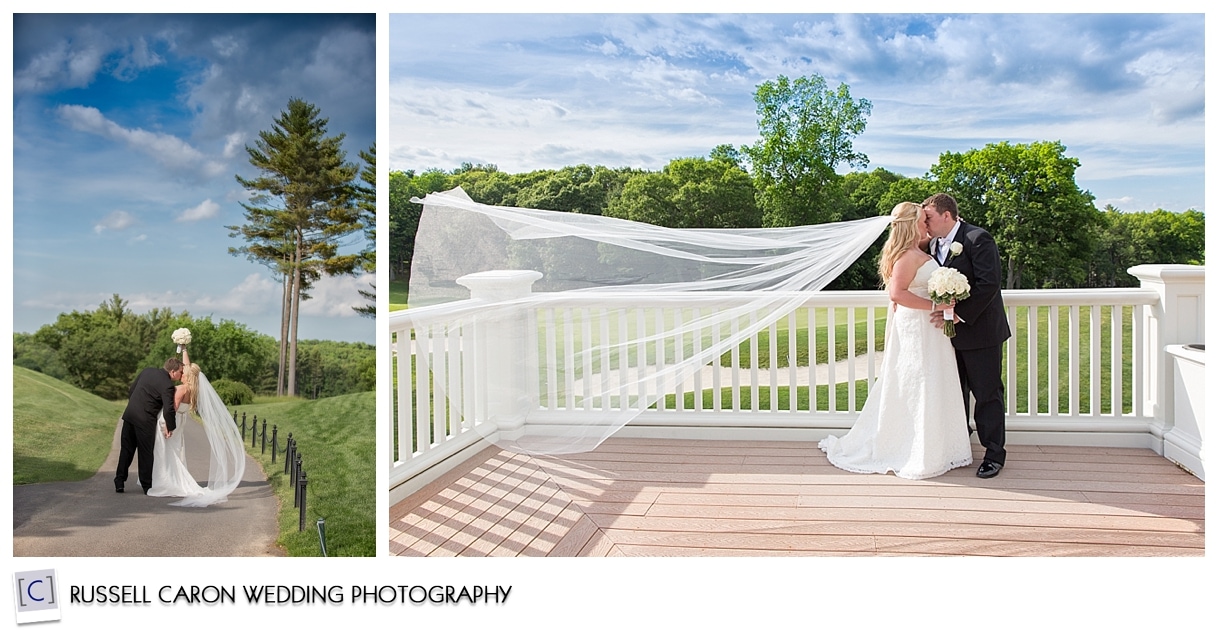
<box><xmin>95</xmin><ymin>210</ymin><xmax>136</xmax><ymax>233</ymax></box>
<box><xmin>56</xmin><ymin>104</ymin><xmax>227</xmax><ymax>179</ymax></box>
<box><xmin>222</xmin><ymin>132</ymin><xmax>245</xmax><ymax>159</ymax></box>
<box><xmin>14</xmin><ymin>41</ymin><xmax>105</xmax><ymax>93</ymax></box>
<box><xmin>299</xmin><ymin>273</ymin><xmax>375</xmax><ymax>318</ymax></box>
<box><xmin>177</xmin><ymin>199</ymin><xmax>221</xmax><ymax>222</ymax></box>
<box><xmin>193</xmin><ymin>273</ymin><xmax>280</xmax><ymax>315</ymax></box>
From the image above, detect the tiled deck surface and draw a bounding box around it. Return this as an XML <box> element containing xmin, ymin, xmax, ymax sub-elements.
<box><xmin>389</xmin><ymin>438</ymin><xmax>1205</xmax><ymax>557</ymax></box>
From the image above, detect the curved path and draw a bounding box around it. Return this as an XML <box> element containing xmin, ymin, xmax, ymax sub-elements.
<box><xmin>13</xmin><ymin>417</ymin><xmax>282</xmax><ymax>557</ymax></box>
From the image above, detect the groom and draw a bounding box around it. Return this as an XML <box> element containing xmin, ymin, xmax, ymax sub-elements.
<box><xmin>923</xmin><ymin>193</ymin><xmax>1011</xmax><ymax>478</ymax></box>
<box><xmin>114</xmin><ymin>357</ymin><xmax>183</xmax><ymax>494</ymax></box>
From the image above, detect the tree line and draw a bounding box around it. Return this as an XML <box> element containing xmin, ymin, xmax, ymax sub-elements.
<box><xmin>14</xmin><ymin>295</ymin><xmax>374</xmax><ymax>403</ymax></box>
<box><xmin>389</xmin><ymin>74</ymin><xmax>1202</xmax><ymax>293</ymax></box>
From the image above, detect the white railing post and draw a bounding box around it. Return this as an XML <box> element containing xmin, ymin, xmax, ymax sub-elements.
<box><xmin>1127</xmin><ymin>264</ymin><xmax>1205</xmax><ymax>456</ymax></box>
<box><xmin>456</xmin><ymin>270</ymin><xmax>543</xmax><ymax>437</ymax></box>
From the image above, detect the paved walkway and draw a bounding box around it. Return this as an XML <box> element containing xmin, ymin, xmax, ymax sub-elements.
<box><xmin>13</xmin><ymin>416</ymin><xmax>282</xmax><ymax>557</ymax></box>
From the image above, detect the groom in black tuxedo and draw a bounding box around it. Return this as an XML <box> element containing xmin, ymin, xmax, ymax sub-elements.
<box><xmin>923</xmin><ymin>193</ymin><xmax>1011</xmax><ymax>478</ymax></box>
<box><xmin>114</xmin><ymin>357</ymin><xmax>184</xmax><ymax>494</ymax></box>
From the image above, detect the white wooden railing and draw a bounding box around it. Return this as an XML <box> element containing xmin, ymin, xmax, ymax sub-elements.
<box><xmin>389</xmin><ymin>265</ymin><xmax>1204</xmax><ymax>500</ymax></box>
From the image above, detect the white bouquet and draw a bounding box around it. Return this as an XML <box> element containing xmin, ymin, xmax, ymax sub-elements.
<box><xmin>927</xmin><ymin>268</ymin><xmax>971</xmax><ymax>338</ymax></box>
<box><xmin>172</xmin><ymin>327</ymin><xmax>192</xmax><ymax>352</ymax></box>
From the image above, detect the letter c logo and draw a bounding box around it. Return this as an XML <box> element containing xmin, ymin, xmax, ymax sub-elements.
<box><xmin>26</xmin><ymin>579</ymin><xmax>45</xmax><ymax>602</ymax></box>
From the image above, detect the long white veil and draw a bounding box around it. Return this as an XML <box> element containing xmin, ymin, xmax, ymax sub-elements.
<box><xmin>405</xmin><ymin>187</ymin><xmax>891</xmax><ymax>454</ymax></box>
<box><xmin>170</xmin><ymin>371</ymin><xmax>246</xmax><ymax>507</ymax></box>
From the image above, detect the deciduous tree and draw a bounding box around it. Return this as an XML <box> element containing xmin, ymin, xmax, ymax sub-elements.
<box><xmin>742</xmin><ymin>74</ymin><xmax>872</xmax><ymax>227</ymax></box>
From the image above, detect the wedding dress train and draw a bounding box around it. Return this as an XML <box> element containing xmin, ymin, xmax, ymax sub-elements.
<box><xmin>148</xmin><ymin>372</ymin><xmax>245</xmax><ymax>506</ymax></box>
<box><xmin>819</xmin><ymin>259</ymin><xmax>973</xmax><ymax>479</ymax></box>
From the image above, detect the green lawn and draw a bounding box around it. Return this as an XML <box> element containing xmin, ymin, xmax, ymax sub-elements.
<box><xmin>12</xmin><ymin>366</ymin><xmax>125</xmax><ymax>484</ymax></box>
<box><xmin>389</xmin><ymin>278</ymin><xmax>409</xmax><ymax>311</ymax></box>
<box><xmin>232</xmin><ymin>391</ymin><xmax>375</xmax><ymax>557</ymax></box>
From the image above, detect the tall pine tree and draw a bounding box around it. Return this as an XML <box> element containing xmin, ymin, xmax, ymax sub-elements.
<box><xmin>228</xmin><ymin>98</ymin><xmax>361</xmax><ymax>395</ymax></box>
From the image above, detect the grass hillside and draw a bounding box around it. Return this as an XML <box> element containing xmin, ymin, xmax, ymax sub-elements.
<box><xmin>231</xmin><ymin>391</ymin><xmax>375</xmax><ymax>557</ymax></box>
<box><xmin>13</xmin><ymin>366</ymin><xmax>126</xmax><ymax>484</ymax></box>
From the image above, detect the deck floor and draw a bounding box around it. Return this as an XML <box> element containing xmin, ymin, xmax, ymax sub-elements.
<box><xmin>389</xmin><ymin>438</ymin><xmax>1205</xmax><ymax>557</ymax></box>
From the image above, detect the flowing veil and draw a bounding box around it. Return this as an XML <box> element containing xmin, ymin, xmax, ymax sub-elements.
<box><xmin>170</xmin><ymin>371</ymin><xmax>246</xmax><ymax>507</ymax></box>
<box><xmin>403</xmin><ymin>187</ymin><xmax>892</xmax><ymax>455</ymax></box>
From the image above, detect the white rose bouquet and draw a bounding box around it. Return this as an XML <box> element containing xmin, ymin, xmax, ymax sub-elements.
<box><xmin>927</xmin><ymin>268</ymin><xmax>971</xmax><ymax>338</ymax></box>
<box><xmin>172</xmin><ymin>327</ymin><xmax>192</xmax><ymax>353</ymax></box>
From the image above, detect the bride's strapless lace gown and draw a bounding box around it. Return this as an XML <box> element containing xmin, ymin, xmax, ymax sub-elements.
<box><xmin>146</xmin><ymin>371</ymin><xmax>245</xmax><ymax>507</ymax></box>
<box><xmin>819</xmin><ymin>259</ymin><xmax>973</xmax><ymax>479</ymax></box>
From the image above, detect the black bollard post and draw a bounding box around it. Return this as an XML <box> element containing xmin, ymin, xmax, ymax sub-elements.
<box><xmin>270</xmin><ymin>425</ymin><xmax>278</xmax><ymax>462</ymax></box>
<box><xmin>232</xmin><ymin>411</ymin><xmax>238</xmax><ymax>425</ymax></box>
<box><xmin>260</xmin><ymin>418</ymin><xmax>267</xmax><ymax>454</ymax></box>
<box><xmin>284</xmin><ymin>434</ymin><xmax>294</xmax><ymax>474</ymax></box>
<box><xmin>298</xmin><ymin>471</ymin><xmax>308</xmax><ymax>532</ymax></box>
<box><xmin>292</xmin><ymin>451</ymin><xmax>302</xmax><ymax>490</ymax></box>
<box><xmin>241</xmin><ymin>415</ymin><xmax>246</xmax><ymax>440</ymax></box>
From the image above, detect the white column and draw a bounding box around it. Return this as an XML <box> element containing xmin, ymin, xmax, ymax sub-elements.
<box><xmin>1128</xmin><ymin>264</ymin><xmax>1205</xmax><ymax>459</ymax></box>
<box><xmin>456</xmin><ymin>270</ymin><xmax>543</xmax><ymax>435</ymax></box>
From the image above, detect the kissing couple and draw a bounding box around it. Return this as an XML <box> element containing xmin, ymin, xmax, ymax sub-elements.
<box><xmin>820</xmin><ymin>193</ymin><xmax>1011</xmax><ymax>480</ymax></box>
<box><xmin>113</xmin><ymin>329</ymin><xmax>246</xmax><ymax>506</ymax></box>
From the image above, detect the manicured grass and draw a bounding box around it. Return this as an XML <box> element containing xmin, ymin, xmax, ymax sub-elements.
<box><xmin>389</xmin><ymin>278</ymin><xmax>409</xmax><ymax>311</ymax></box>
<box><xmin>12</xmin><ymin>366</ymin><xmax>125</xmax><ymax>484</ymax></box>
<box><xmin>231</xmin><ymin>391</ymin><xmax>375</xmax><ymax>557</ymax></box>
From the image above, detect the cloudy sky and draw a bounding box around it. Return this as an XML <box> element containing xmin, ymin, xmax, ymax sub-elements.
<box><xmin>386</xmin><ymin>13</ymin><xmax>1204</xmax><ymax>214</ymax></box>
<box><xmin>12</xmin><ymin>14</ymin><xmax>375</xmax><ymax>342</ymax></box>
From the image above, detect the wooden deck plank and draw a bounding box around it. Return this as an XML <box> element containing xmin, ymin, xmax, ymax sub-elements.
<box><xmin>388</xmin><ymin>439</ymin><xmax>1204</xmax><ymax>557</ymax></box>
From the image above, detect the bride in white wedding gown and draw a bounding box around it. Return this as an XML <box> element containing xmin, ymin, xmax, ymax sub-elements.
<box><xmin>148</xmin><ymin>349</ymin><xmax>245</xmax><ymax>506</ymax></box>
<box><xmin>819</xmin><ymin>202</ymin><xmax>973</xmax><ymax>480</ymax></box>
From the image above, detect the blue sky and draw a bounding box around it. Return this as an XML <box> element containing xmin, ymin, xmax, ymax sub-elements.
<box><xmin>12</xmin><ymin>14</ymin><xmax>376</xmax><ymax>343</ymax></box>
<box><xmin>386</xmin><ymin>13</ymin><xmax>1204</xmax><ymax>214</ymax></box>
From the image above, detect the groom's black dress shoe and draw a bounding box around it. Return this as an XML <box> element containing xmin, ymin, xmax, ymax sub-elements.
<box><xmin>976</xmin><ymin>461</ymin><xmax>1003</xmax><ymax>479</ymax></box>
<box><xmin>141</xmin><ymin>486</ymin><xmax>150</xmax><ymax>495</ymax></box>
<box><xmin>115</xmin><ymin>484</ymin><xmax>124</xmax><ymax>493</ymax></box>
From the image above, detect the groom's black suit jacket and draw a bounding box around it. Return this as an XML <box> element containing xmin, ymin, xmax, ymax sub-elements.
<box><xmin>938</xmin><ymin>220</ymin><xmax>1011</xmax><ymax>351</ymax></box>
<box><xmin>122</xmin><ymin>368</ymin><xmax>177</xmax><ymax>433</ymax></box>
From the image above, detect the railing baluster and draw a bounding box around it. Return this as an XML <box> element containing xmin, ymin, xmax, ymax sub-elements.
<box><xmin>1049</xmin><ymin>305</ymin><xmax>1060</xmax><ymax>416</ymax></box>
<box><xmin>600</xmin><ymin>308</ymin><xmax>612</xmax><ymax>411</ymax></box>
<box><xmin>564</xmin><ymin>308</ymin><xmax>576</xmax><ymax>411</ymax></box>
<box><xmin>1028</xmin><ymin>306</ymin><xmax>1039</xmax><ymax>416</ymax></box>
<box><xmin>416</xmin><ymin>326</ymin><xmax>432</xmax><ymax>454</ymax></box>
<box><xmin>544</xmin><ymin>309</ymin><xmax>558</xmax><ymax>410</ymax></box>
<box><xmin>673</xmin><ymin>308</ymin><xmax>685</xmax><ymax>412</ymax></box>
<box><xmin>787</xmin><ymin>309</ymin><xmax>798</xmax><ymax>413</ymax></box>
<box><xmin>1006</xmin><ymin>306</ymin><xmax>1017</xmax><ymax>416</ymax></box>
<box><xmin>808</xmin><ymin>307</ymin><xmax>817</xmax><ymax>411</ymax></box>
<box><xmin>1112</xmin><ymin>305</ymin><xmax>1123</xmax><ymax>417</ymax></box>
<box><xmin>1090</xmin><ymin>304</ymin><xmax>1101</xmax><ymax>416</ymax></box>
<box><xmin>847</xmin><ymin>306</ymin><xmax>856</xmax><ymax>412</ymax></box>
<box><xmin>827</xmin><ymin>307</ymin><xmax>837</xmax><ymax>413</ymax></box>
<box><xmin>768</xmin><ymin>315</ymin><xmax>778</xmax><ymax>412</ymax></box>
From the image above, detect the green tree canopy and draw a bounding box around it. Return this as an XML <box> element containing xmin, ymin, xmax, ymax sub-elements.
<box><xmin>931</xmin><ymin>140</ymin><xmax>1101</xmax><ymax>289</ymax></box>
<box><xmin>742</xmin><ymin>74</ymin><xmax>872</xmax><ymax>227</ymax></box>
<box><xmin>605</xmin><ymin>155</ymin><xmax>759</xmax><ymax>228</ymax></box>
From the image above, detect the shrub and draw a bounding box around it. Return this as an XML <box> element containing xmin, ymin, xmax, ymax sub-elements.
<box><xmin>211</xmin><ymin>379</ymin><xmax>255</xmax><ymax>406</ymax></box>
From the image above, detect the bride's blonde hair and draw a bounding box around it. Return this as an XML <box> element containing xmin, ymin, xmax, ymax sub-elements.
<box><xmin>878</xmin><ymin>202</ymin><xmax>923</xmax><ymax>287</ymax></box>
<box><xmin>182</xmin><ymin>363</ymin><xmax>202</xmax><ymax>409</ymax></box>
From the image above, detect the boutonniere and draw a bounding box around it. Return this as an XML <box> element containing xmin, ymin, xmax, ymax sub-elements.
<box><xmin>947</xmin><ymin>242</ymin><xmax>963</xmax><ymax>261</ymax></box>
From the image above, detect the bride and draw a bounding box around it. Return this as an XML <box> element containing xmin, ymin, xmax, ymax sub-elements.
<box><xmin>818</xmin><ymin>202</ymin><xmax>973</xmax><ymax>479</ymax></box>
<box><xmin>147</xmin><ymin>345</ymin><xmax>246</xmax><ymax>506</ymax></box>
